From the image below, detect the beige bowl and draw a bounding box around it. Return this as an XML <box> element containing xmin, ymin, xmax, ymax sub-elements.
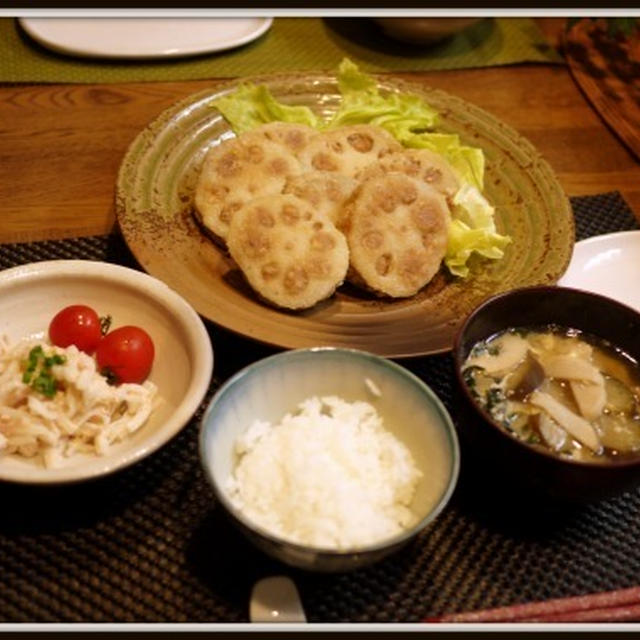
<box><xmin>373</xmin><ymin>18</ymin><xmax>483</xmax><ymax>44</ymax></box>
<box><xmin>0</xmin><ymin>260</ymin><xmax>213</xmax><ymax>484</ymax></box>
<box><xmin>200</xmin><ymin>347</ymin><xmax>459</xmax><ymax>572</ymax></box>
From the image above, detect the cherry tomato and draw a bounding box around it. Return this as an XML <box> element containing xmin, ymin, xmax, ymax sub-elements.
<box><xmin>49</xmin><ymin>305</ymin><xmax>102</xmax><ymax>354</ymax></box>
<box><xmin>95</xmin><ymin>326</ymin><xmax>155</xmax><ymax>384</ymax></box>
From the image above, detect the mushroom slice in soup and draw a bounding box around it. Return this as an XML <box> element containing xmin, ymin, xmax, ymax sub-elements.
<box><xmin>529</xmin><ymin>390</ymin><xmax>601</xmax><ymax>452</ymax></box>
<box><xmin>538</xmin><ymin>412</ymin><xmax>568</xmax><ymax>452</ymax></box>
<box><xmin>570</xmin><ymin>376</ymin><xmax>607</xmax><ymax>422</ymax></box>
<box><xmin>466</xmin><ymin>332</ymin><xmax>529</xmax><ymax>377</ymax></box>
<box><xmin>528</xmin><ymin>331</ymin><xmax>592</xmax><ymax>358</ymax></box>
<box><xmin>535</xmin><ymin>353</ymin><xmax>603</xmax><ymax>385</ymax></box>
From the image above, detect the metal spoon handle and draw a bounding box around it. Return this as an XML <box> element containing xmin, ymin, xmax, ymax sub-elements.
<box><xmin>250</xmin><ymin>576</ymin><xmax>307</xmax><ymax>623</ymax></box>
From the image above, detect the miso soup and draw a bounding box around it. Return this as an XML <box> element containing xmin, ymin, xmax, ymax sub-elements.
<box><xmin>462</xmin><ymin>325</ymin><xmax>640</xmax><ymax>462</ymax></box>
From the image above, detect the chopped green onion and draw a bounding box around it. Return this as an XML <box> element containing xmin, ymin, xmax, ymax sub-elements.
<box><xmin>22</xmin><ymin>345</ymin><xmax>66</xmax><ymax>398</ymax></box>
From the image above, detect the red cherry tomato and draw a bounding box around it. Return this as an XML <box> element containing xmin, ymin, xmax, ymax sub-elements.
<box><xmin>95</xmin><ymin>326</ymin><xmax>155</xmax><ymax>384</ymax></box>
<box><xmin>49</xmin><ymin>305</ymin><xmax>102</xmax><ymax>354</ymax></box>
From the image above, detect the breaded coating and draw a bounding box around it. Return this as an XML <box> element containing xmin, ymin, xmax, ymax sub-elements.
<box><xmin>194</xmin><ymin>135</ymin><xmax>302</xmax><ymax>244</ymax></box>
<box><xmin>227</xmin><ymin>194</ymin><xmax>349</xmax><ymax>310</ymax></box>
<box><xmin>242</xmin><ymin>121</ymin><xmax>319</xmax><ymax>156</ymax></box>
<box><xmin>283</xmin><ymin>171</ymin><xmax>358</xmax><ymax>227</ymax></box>
<box><xmin>343</xmin><ymin>173</ymin><xmax>450</xmax><ymax>298</ymax></box>
<box><xmin>358</xmin><ymin>148</ymin><xmax>460</xmax><ymax>200</ymax></box>
<box><xmin>298</xmin><ymin>124</ymin><xmax>402</xmax><ymax>178</ymax></box>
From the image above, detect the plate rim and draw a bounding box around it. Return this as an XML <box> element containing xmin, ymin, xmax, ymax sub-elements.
<box><xmin>17</xmin><ymin>17</ymin><xmax>273</xmax><ymax>60</ymax></box>
<box><xmin>570</xmin><ymin>228</ymin><xmax>640</xmax><ymax>251</ymax></box>
<box><xmin>558</xmin><ymin>229</ymin><xmax>640</xmax><ymax>306</ymax></box>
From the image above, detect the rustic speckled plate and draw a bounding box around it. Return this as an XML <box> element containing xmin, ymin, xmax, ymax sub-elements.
<box><xmin>115</xmin><ymin>73</ymin><xmax>574</xmax><ymax>358</ymax></box>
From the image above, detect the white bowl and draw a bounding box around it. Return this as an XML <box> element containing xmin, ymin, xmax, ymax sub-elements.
<box><xmin>0</xmin><ymin>260</ymin><xmax>214</xmax><ymax>484</ymax></box>
<box><xmin>199</xmin><ymin>347</ymin><xmax>459</xmax><ymax>572</ymax></box>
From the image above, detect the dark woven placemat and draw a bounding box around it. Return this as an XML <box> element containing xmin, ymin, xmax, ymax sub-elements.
<box><xmin>0</xmin><ymin>192</ymin><xmax>638</xmax><ymax>623</ymax></box>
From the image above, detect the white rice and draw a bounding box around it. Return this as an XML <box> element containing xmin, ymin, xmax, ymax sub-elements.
<box><xmin>226</xmin><ymin>395</ymin><xmax>423</xmax><ymax>550</ymax></box>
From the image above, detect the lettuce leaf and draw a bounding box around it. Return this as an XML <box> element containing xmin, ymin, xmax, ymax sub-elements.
<box><xmin>209</xmin><ymin>58</ymin><xmax>511</xmax><ymax>278</ymax></box>
<box><xmin>330</xmin><ymin>60</ymin><xmax>485</xmax><ymax>191</ymax></box>
<box><xmin>327</xmin><ymin>58</ymin><xmax>440</xmax><ymax>132</ymax></box>
<box><xmin>445</xmin><ymin>185</ymin><xmax>511</xmax><ymax>278</ymax></box>
<box><xmin>211</xmin><ymin>84</ymin><xmax>319</xmax><ymax>135</ymax></box>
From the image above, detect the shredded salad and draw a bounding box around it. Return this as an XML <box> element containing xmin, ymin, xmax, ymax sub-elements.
<box><xmin>0</xmin><ymin>335</ymin><xmax>158</xmax><ymax>469</ymax></box>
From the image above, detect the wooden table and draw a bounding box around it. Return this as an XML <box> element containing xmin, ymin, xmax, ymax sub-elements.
<box><xmin>1</xmin><ymin>18</ymin><xmax>639</xmax><ymax>244</ymax></box>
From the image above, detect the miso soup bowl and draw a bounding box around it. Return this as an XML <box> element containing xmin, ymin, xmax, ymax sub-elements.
<box><xmin>373</xmin><ymin>18</ymin><xmax>483</xmax><ymax>44</ymax></box>
<box><xmin>199</xmin><ymin>347</ymin><xmax>460</xmax><ymax>572</ymax></box>
<box><xmin>453</xmin><ymin>286</ymin><xmax>640</xmax><ymax>502</ymax></box>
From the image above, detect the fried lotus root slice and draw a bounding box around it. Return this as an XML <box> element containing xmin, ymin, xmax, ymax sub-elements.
<box><xmin>358</xmin><ymin>148</ymin><xmax>460</xmax><ymax>200</ymax></box>
<box><xmin>282</xmin><ymin>171</ymin><xmax>358</xmax><ymax>226</ymax></box>
<box><xmin>298</xmin><ymin>124</ymin><xmax>403</xmax><ymax>177</ymax></box>
<box><xmin>227</xmin><ymin>194</ymin><xmax>349</xmax><ymax>310</ymax></box>
<box><xmin>193</xmin><ymin>135</ymin><xmax>302</xmax><ymax>245</ymax></box>
<box><xmin>345</xmin><ymin>173</ymin><xmax>450</xmax><ymax>298</ymax></box>
<box><xmin>242</xmin><ymin>121</ymin><xmax>319</xmax><ymax>156</ymax></box>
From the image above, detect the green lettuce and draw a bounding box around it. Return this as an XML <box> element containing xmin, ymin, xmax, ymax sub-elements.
<box><xmin>209</xmin><ymin>58</ymin><xmax>511</xmax><ymax>278</ymax></box>
<box><xmin>330</xmin><ymin>60</ymin><xmax>485</xmax><ymax>190</ymax></box>
<box><xmin>445</xmin><ymin>185</ymin><xmax>511</xmax><ymax>278</ymax></box>
<box><xmin>212</xmin><ymin>84</ymin><xmax>319</xmax><ymax>135</ymax></box>
<box><xmin>327</xmin><ymin>58</ymin><xmax>440</xmax><ymax>133</ymax></box>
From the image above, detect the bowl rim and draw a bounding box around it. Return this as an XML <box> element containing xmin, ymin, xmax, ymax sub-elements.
<box><xmin>199</xmin><ymin>346</ymin><xmax>460</xmax><ymax>557</ymax></box>
<box><xmin>0</xmin><ymin>259</ymin><xmax>214</xmax><ymax>485</ymax></box>
<box><xmin>453</xmin><ymin>284</ymin><xmax>640</xmax><ymax>470</ymax></box>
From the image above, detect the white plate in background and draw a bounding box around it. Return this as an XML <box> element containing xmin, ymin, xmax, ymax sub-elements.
<box><xmin>18</xmin><ymin>17</ymin><xmax>272</xmax><ymax>60</ymax></box>
<box><xmin>558</xmin><ymin>230</ymin><xmax>640</xmax><ymax>312</ymax></box>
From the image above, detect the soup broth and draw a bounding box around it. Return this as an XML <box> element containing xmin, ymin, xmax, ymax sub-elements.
<box><xmin>462</xmin><ymin>325</ymin><xmax>640</xmax><ymax>462</ymax></box>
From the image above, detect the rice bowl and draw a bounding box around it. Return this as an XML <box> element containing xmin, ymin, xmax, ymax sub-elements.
<box><xmin>199</xmin><ymin>347</ymin><xmax>459</xmax><ymax>571</ymax></box>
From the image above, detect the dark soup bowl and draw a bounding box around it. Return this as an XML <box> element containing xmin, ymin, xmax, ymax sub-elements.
<box><xmin>452</xmin><ymin>286</ymin><xmax>640</xmax><ymax>503</ymax></box>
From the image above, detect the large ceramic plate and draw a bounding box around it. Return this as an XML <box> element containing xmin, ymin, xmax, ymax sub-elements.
<box><xmin>116</xmin><ymin>73</ymin><xmax>574</xmax><ymax>357</ymax></box>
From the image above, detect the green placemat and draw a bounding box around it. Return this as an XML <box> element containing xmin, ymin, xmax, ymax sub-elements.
<box><xmin>1</xmin><ymin>17</ymin><xmax>563</xmax><ymax>84</ymax></box>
